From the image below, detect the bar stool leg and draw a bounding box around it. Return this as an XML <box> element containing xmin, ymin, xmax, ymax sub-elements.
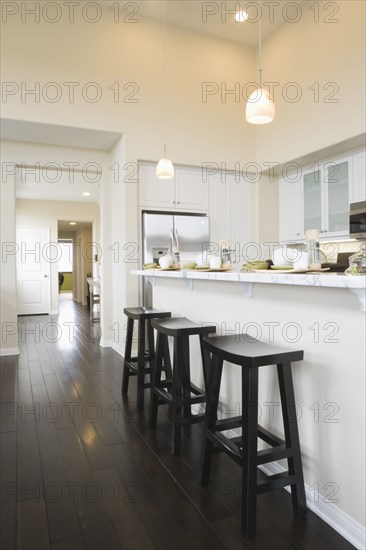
<box><xmin>241</xmin><ymin>366</ymin><xmax>259</xmax><ymax>538</ymax></box>
<box><xmin>182</xmin><ymin>335</ymin><xmax>192</xmax><ymax>419</ymax></box>
<box><xmin>122</xmin><ymin>317</ymin><xmax>134</xmax><ymax>395</ymax></box>
<box><xmin>171</xmin><ymin>336</ymin><xmax>184</xmax><ymax>455</ymax></box>
<box><xmin>199</xmin><ymin>354</ymin><xmax>223</xmax><ymax>484</ymax></box>
<box><xmin>149</xmin><ymin>332</ymin><xmax>165</xmax><ymax>428</ymax></box>
<box><xmin>162</xmin><ymin>336</ymin><xmax>173</xmax><ymax>381</ymax></box>
<box><xmin>277</xmin><ymin>362</ymin><xmax>307</xmax><ymax>519</ymax></box>
<box><xmin>136</xmin><ymin>319</ymin><xmax>145</xmax><ymax>411</ymax></box>
<box><xmin>147</xmin><ymin>319</ymin><xmax>154</xmax><ymax>358</ymax></box>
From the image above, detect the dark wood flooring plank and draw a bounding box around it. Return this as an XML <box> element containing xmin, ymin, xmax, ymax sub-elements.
<box><xmin>57</xmin><ymin>426</ymin><xmax>113</xmax><ymax>526</ymax></box>
<box><xmin>16</xmin><ymin>368</ymin><xmax>43</xmax><ymax>502</ymax></box>
<box><xmin>93</xmin><ymin>467</ymin><xmax>154</xmax><ymax>550</ymax></box>
<box><xmin>0</xmin><ymin>356</ymin><xmax>18</xmax><ymax>434</ymax></box>
<box><xmin>43</xmin><ymin>373</ymin><xmax>77</xmax><ymax>430</ymax></box>
<box><xmin>0</xmin><ymin>431</ymin><xmax>17</xmax><ymax>550</ymax></box>
<box><xmin>51</xmin><ymin>536</ymin><xmax>86</xmax><ymax>550</ymax></box>
<box><xmin>67</xmin><ymin>367</ymin><xmax>123</xmax><ymax>447</ymax></box>
<box><xmin>107</xmin><ymin>443</ymin><xmax>192</xmax><ymax>550</ymax></box>
<box><xmin>28</xmin><ymin>359</ymin><xmax>45</xmax><ymax>387</ymax></box>
<box><xmin>32</xmin><ymin>384</ymin><xmax>82</xmax><ymax>544</ymax></box>
<box><xmin>52</xmin><ymin>369</ymin><xmax>115</xmax><ymax>473</ymax></box>
<box><xmin>17</xmin><ymin>497</ymin><xmax>51</xmax><ymax>550</ymax></box>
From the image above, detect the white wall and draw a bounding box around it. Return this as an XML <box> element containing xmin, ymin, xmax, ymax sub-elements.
<box><xmin>16</xmin><ymin>199</ymin><xmax>99</xmax><ymax>313</ymax></box>
<box><xmin>256</xmin><ymin>0</ymin><xmax>366</xmax><ymax>165</ymax></box>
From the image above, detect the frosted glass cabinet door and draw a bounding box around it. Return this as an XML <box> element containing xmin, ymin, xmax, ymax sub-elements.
<box><xmin>303</xmin><ymin>169</ymin><xmax>322</xmax><ymax>232</ymax></box>
<box><xmin>326</xmin><ymin>160</ymin><xmax>349</xmax><ymax>235</ymax></box>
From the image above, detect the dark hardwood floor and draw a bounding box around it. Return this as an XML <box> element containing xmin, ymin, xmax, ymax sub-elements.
<box><xmin>0</xmin><ymin>299</ymin><xmax>355</xmax><ymax>550</ymax></box>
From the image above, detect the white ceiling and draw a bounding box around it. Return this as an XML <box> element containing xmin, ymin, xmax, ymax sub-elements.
<box><xmin>15</xmin><ymin>167</ymin><xmax>100</xmax><ymax>203</ymax></box>
<box><xmin>58</xmin><ymin>220</ymin><xmax>93</xmax><ymax>232</ymax></box>
<box><xmin>134</xmin><ymin>0</ymin><xmax>302</xmax><ymax>47</ymax></box>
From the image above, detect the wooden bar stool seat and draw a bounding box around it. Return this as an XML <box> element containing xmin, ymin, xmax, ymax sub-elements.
<box><xmin>149</xmin><ymin>317</ymin><xmax>216</xmax><ymax>455</ymax></box>
<box><xmin>199</xmin><ymin>334</ymin><xmax>307</xmax><ymax>537</ymax></box>
<box><xmin>122</xmin><ymin>307</ymin><xmax>171</xmax><ymax>411</ymax></box>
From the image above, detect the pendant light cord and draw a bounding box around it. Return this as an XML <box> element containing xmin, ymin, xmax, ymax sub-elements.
<box><xmin>258</xmin><ymin>2</ymin><xmax>262</xmax><ymax>88</ymax></box>
<box><xmin>162</xmin><ymin>0</ymin><xmax>167</xmax><ymax>154</ymax></box>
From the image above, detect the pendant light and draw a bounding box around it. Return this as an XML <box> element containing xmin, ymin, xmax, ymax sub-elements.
<box><xmin>156</xmin><ymin>0</ymin><xmax>174</xmax><ymax>179</ymax></box>
<box><xmin>246</xmin><ymin>10</ymin><xmax>275</xmax><ymax>125</ymax></box>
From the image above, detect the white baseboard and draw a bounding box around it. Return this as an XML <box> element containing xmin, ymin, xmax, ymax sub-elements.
<box><xmin>200</xmin><ymin>406</ymin><xmax>366</xmax><ymax>549</ymax></box>
<box><xmin>50</xmin><ymin>309</ymin><xmax>59</xmax><ymax>315</ymax></box>
<box><xmin>99</xmin><ymin>338</ymin><xmax>114</xmax><ymax>348</ymax></box>
<box><xmin>261</xmin><ymin>461</ymin><xmax>365</xmax><ymax>550</ymax></box>
<box><xmin>112</xmin><ymin>343</ymin><xmax>125</xmax><ymax>358</ymax></box>
<box><xmin>0</xmin><ymin>347</ymin><xmax>20</xmax><ymax>356</ymax></box>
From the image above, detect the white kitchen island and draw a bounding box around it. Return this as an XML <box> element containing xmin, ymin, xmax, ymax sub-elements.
<box><xmin>132</xmin><ymin>269</ymin><xmax>366</xmax><ymax>548</ymax></box>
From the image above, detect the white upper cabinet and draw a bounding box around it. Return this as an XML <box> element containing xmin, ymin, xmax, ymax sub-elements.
<box><xmin>279</xmin><ymin>151</ymin><xmax>363</xmax><ymax>242</ymax></box>
<box><xmin>323</xmin><ymin>158</ymin><xmax>350</xmax><ymax>238</ymax></box>
<box><xmin>139</xmin><ymin>164</ymin><xmax>174</xmax><ymax>208</ymax></box>
<box><xmin>139</xmin><ymin>163</ymin><xmax>209</xmax><ymax>212</ymax></box>
<box><xmin>351</xmin><ymin>150</ymin><xmax>366</xmax><ymax>203</ymax></box>
<box><xmin>279</xmin><ymin>178</ymin><xmax>303</xmax><ymax>242</ymax></box>
<box><xmin>175</xmin><ymin>168</ymin><xmax>209</xmax><ymax>211</ymax></box>
<box><xmin>209</xmin><ymin>172</ymin><xmax>254</xmax><ymax>263</ymax></box>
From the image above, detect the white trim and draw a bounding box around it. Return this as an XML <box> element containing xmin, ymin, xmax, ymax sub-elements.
<box><xmin>0</xmin><ymin>347</ymin><xmax>20</xmax><ymax>356</ymax></box>
<box><xmin>199</xmin><ymin>405</ymin><xmax>366</xmax><ymax>549</ymax></box>
<box><xmin>112</xmin><ymin>343</ymin><xmax>124</xmax><ymax>358</ymax></box>
<box><xmin>261</xmin><ymin>461</ymin><xmax>366</xmax><ymax>550</ymax></box>
<box><xmin>99</xmin><ymin>338</ymin><xmax>114</xmax><ymax>348</ymax></box>
<box><xmin>50</xmin><ymin>309</ymin><xmax>60</xmax><ymax>315</ymax></box>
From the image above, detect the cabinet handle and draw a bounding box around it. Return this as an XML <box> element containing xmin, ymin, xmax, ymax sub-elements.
<box><xmin>172</xmin><ymin>201</ymin><xmax>175</xmax><ymax>204</ymax></box>
<box><xmin>177</xmin><ymin>201</ymin><xmax>180</xmax><ymax>204</ymax></box>
<box><xmin>296</xmin><ymin>233</ymin><xmax>300</xmax><ymax>236</ymax></box>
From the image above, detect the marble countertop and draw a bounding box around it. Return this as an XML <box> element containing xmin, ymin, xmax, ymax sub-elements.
<box><xmin>132</xmin><ymin>269</ymin><xmax>366</xmax><ymax>289</ymax></box>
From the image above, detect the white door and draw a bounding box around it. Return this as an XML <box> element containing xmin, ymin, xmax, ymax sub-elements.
<box><xmin>16</xmin><ymin>227</ymin><xmax>51</xmax><ymax>315</ymax></box>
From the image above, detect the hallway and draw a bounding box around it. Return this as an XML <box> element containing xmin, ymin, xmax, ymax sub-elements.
<box><xmin>0</xmin><ymin>302</ymin><xmax>355</xmax><ymax>550</ymax></box>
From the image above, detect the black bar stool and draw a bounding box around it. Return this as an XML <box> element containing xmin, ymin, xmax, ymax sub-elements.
<box><xmin>149</xmin><ymin>317</ymin><xmax>217</xmax><ymax>455</ymax></box>
<box><xmin>199</xmin><ymin>334</ymin><xmax>307</xmax><ymax>537</ymax></box>
<box><xmin>122</xmin><ymin>307</ymin><xmax>171</xmax><ymax>411</ymax></box>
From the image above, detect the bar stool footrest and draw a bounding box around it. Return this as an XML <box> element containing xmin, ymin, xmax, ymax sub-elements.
<box><xmin>257</xmin><ymin>469</ymin><xmax>297</xmax><ymax>495</ymax></box>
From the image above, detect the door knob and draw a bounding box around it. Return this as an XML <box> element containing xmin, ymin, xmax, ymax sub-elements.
<box><xmin>44</xmin><ymin>274</ymin><xmax>48</xmax><ymax>278</ymax></box>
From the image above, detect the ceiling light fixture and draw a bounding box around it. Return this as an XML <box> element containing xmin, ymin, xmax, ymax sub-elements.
<box><xmin>235</xmin><ymin>10</ymin><xmax>248</xmax><ymax>22</ymax></box>
<box><xmin>245</xmin><ymin>7</ymin><xmax>275</xmax><ymax>125</ymax></box>
<box><xmin>156</xmin><ymin>0</ymin><xmax>174</xmax><ymax>180</ymax></box>
<box><xmin>69</xmin><ymin>222</ymin><xmax>77</xmax><ymax>225</ymax></box>
<box><xmin>82</xmin><ymin>192</ymin><xmax>91</xmax><ymax>197</ymax></box>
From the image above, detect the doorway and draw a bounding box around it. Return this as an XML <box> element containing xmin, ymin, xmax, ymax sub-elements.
<box><xmin>57</xmin><ymin>220</ymin><xmax>94</xmax><ymax>308</ymax></box>
<box><xmin>58</xmin><ymin>237</ymin><xmax>73</xmax><ymax>302</ymax></box>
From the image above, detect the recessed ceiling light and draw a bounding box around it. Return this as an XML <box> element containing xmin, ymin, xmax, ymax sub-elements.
<box><xmin>69</xmin><ymin>222</ymin><xmax>77</xmax><ymax>225</ymax></box>
<box><xmin>235</xmin><ymin>10</ymin><xmax>248</xmax><ymax>22</ymax></box>
<box><xmin>82</xmin><ymin>192</ymin><xmax>91</xmax><ymax>197</ymax></box>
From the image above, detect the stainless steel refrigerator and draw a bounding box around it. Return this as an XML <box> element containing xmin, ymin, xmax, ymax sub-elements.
<box><xmin>141</xmin><ymin>211</ymin><xmax>209</xmax><ymax>306</ymax></box>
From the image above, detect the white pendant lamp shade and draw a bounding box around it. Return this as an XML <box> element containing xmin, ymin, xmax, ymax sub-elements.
<box><xmin>156</xmin><ymin>154</ymin><xmax>174</xmax><ymax>179</ymax></box>
<box><xmin>246</xmin><ymin>87</ymin><xmax>275</xmax><ymax>124</ymax></box>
